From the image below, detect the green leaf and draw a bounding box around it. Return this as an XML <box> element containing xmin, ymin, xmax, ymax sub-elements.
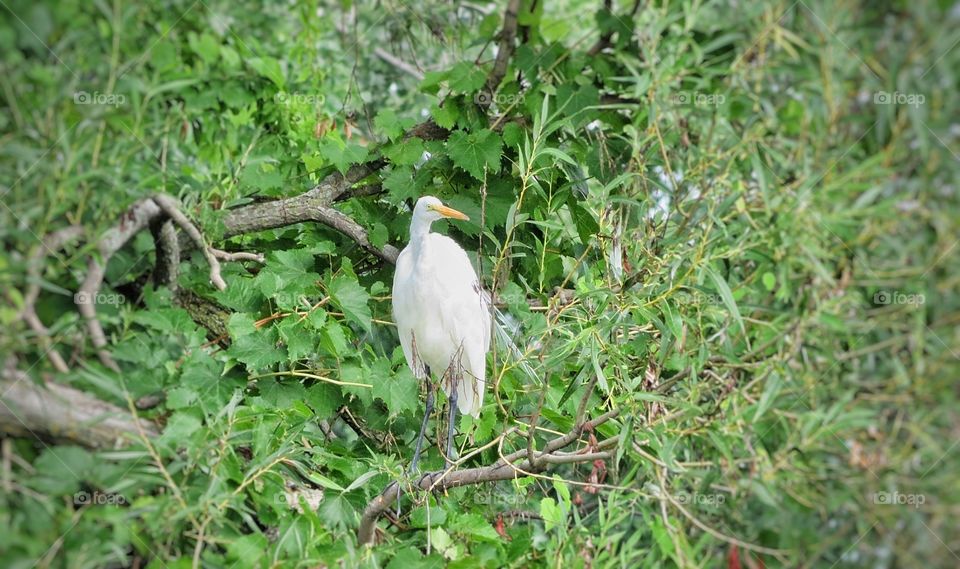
<box><xmin>374</xmin><ymin>108</ymin><xmax>403</xmax><ymax>140</ymax></box>
<box><xmin>753</xmin><ymin>372</ymin><xmax>783</xmax><ymax>423</ymax></box>
<box><xmin>540</xmin><ymin>497</ymin><xmax>564</xmax><ymax>531</ymax></box>
<box><xmin>383</xmin><ymin>138</ymin><xmax>425</xmax><ymax>166</ymax></box>
<box><xmin>166</xmin><ymin>387</ymin><xmax>198</xmax><ymax>409</ymax></box>
<box><xmin>431</xmin><ymin>102</ymin><xmax>459</xmax><ymax>129</ymax></box>
<box><xmin>762</xmin><ymin>271</ymin><xmax>776</xmax><ymax>291</ymax></box>
<box><xmin>702</xmin><ymin>265</ymin><xmax>747</xmax><ymax>340</ymax></box>
<box><xmin>383</xmin><ymin>166</ymin><xmax>419</xmax><ymax>203</ymax></box>
<box><xmin>372</xmin><ymin>365</ymin><xmax>419</xmax><ymax>416</ymax></box>
<box><xmin>328</xmin><ymin>275</ymin><xmax>372</xmax><ymax>332</ymax></box>
<box><xmin>159</xmin><ymin>413</ymin><xmax>203</xmax><ymax>446</ymax></box>
<box><xmin>446</xmin><ymin>129</ymin><xmax>502</xmax><ymax>180</ymax></box>
<box><xmin>447</xmin><ymin>62</ymin><xmax>486</xmax><ymax>93</ymax></box>
<box><xmin>304</xmin><ymin>383</ymin><xmax>343</xmax><ymax>417</ymax></box>
<box><xmin>228</xmin><ymin>326</ymin><xmax>285</xmax><ymax>370</ymax></box>
<box><xmin>319</xmin><ymin>138</ymin><xmax>369</xmax><ymax>175</ymax></box>
<box><xmin>277</xmin><ymin>318</ymin><xmax>316</xmax><ymax>362</ymax></box>
<box><xmin>248</xmin><ymin>56</ymin><xmax>285</xmax><ymax>88</ymax></box>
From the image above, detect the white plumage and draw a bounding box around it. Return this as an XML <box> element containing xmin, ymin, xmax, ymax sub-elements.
<box><xmin>392</xmin><ymin>196</ymin><xmax>490</xmax><ymax>418</ymax></box>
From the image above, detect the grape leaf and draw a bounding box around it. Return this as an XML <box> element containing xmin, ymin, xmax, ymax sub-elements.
<box><xmin>329</xmin><ymin>276</ymin><xmax>372</xmax><ymax>332</ymax></box>
<box><xmin>446</xmin><ymin>129</ymin><xmax>502</xmax><ymax>180</ymax></box>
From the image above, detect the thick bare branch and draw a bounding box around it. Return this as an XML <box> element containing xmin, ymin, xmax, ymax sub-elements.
<box><xmin>150</xmin><ymin>218</ymin><xmax>180</xmax><ymax>289</ymax></box>
<box><xmin>0</xmin><ymin>367</ymin><xmax>158</xmax><ymax>448</ymax></box>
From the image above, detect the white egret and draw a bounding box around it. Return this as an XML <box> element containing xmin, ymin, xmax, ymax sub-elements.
<box><xmin>392</xmin><ymin>196</ymin><xmax>491</xmax><ymax>472</ymax></box>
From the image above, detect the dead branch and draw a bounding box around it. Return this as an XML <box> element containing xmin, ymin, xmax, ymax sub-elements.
<box><xmin>78</xmin><ymin>197</ymin><xmax>164</xmax><ymax>371</ymax></box>
<box><xmin>480</xmin><ymin>0</ymin><xmax>522</xmax><ymax>108</ymax></box>
<box><xmin>373</xmin><ymin>47</ymin><xmax>424</xmax><ymax>80</ymax></box>
<box><xmin>0</xmin><ymin>366</ymin><xmax>158</xmax><ymax>448</ymax></box>
<box><xmin>211</xmin><ymin>249</ymin><xmax>265</xmax><ymax>263</ymax></box>
<box><xmin>150</xmin><ymin>218</ymin><xmax>179</xmax><ymax>289</ymax></box>
<box><xmin>21</xmin><ymin>226</ymin><xmax>84</xmax><ymax>373</ymax></box>
<box><xmin>151</xmin><ymin>194</ymin><xmax>228</xmax><ymax>291</ymax></box>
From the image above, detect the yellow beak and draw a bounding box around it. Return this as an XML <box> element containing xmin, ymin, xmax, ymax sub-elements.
<box><xmin>432</xmin><ymin>204</ymin><xmax>470</xmax><ymax>221</ymax></box>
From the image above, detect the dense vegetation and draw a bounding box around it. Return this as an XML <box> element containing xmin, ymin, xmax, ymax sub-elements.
<box><xmin>1</xmin><ymin>0</ymin><xmax>958</xmax><ymax>567</ymax></box>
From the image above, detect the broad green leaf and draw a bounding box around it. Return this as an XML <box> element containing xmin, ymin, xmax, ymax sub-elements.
<box><xmin>328</xmin><ymin>275</ymin><xmax>371</xmax><ymax>332</ymax></box>
<box><xmin>446</xmin><ymin>129</ymin><xmax>502</xmax><ymax>179</ymax></box>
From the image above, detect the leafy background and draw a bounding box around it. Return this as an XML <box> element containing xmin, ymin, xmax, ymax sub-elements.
<box><xmin>1</xmin><ymin>0</ymin><xmax>959</xmax><ymax>567</ymax></box>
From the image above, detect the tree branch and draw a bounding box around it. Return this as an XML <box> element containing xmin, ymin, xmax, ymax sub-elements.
<box><xmin>480</xmin><ymin>0</ymin><xmax>522</xmax><ymax>108</ymax></box>
<box><xmin>0</xmin><ymin>366</ymin><xmax>158</xmax><ymax>448</ymax></box>
<box><xmin>21</xmin><ymin>226</ymin><xmax>84</xmax><ymax>373</ymax></box>
<box><xmin>357</xmin><ymin>406</ymin><xmax>620</xmax><ymax>545</ymax></box>
<box><xmin>374</xmin><ymin>47</ymin><xmax>424</xmax><ymax>80</ymax></box>
<box><xmin>152</xmin><ymin>194</ymin><xmax>227</xmax><ymax>290</ymax></box>
<box><xmin>150</xmin><ymin>218</ymin><xmax>179</xmax><ymax>289</ymax></box>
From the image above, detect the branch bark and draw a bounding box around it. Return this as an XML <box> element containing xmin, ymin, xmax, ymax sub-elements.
<box><xmin>357</xmin><ymin>407</ymin><xmax>619</xmax><ymax>545</ymax></box>
<box><xmin>21</xmin><ymin>226</ymin><xmax>85</xmax><ymax>373</ymax></box>
<box><xmin>480</xmin><ymin>0</ymin><xmax>522</xmax><ymax>108</ymax></box>
<box><xmin>0</xmin><ymin>367</ymin><xmax>158</xmax><ymax>448</ymax></box>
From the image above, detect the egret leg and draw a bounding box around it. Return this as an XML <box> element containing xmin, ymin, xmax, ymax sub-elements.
<box><xmin>409</xmin><ymin>373</ymin><xmax>435</xmax><ymax>475</ymax></box>
<box><xmin>398</xmin><ymin>366</ymin><xmax>433</xmax><ymax>517</ymax></box>
<box><xmin>445</xmin><ymin>371</ymin><xmax>459</xmax><ymax>468</ymax></box>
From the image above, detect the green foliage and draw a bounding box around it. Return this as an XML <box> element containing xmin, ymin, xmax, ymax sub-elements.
<box><xmin>1</xmin><ymin>0</ymin><xmax>958</xmax><ymax>568</ymax></box>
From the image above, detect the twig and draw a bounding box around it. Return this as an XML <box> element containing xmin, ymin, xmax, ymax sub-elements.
<box><xmin>151</xmin><ymin>194</ymin><xmax>227</xmax><ymax>291</ymax></box>
<box><xmin>210</xmin><ymin>249</ymin><xmax>265</xmax><ymax>263</ymax></box>
<box><xmin>374</xmin><ymin>48</ymin><xmax>424</xmax><ymax>80</ymax></box>
<box><xmin>357</xmin><ymin>406</ymin><xmax>621</xmax><ymax>545</ymax></box>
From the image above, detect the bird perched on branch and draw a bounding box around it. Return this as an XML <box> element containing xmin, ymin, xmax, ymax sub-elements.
<box><xmin>392</xmin><ymin>196</ymin><xmax>491</xmax><ymax>472</ymax></box>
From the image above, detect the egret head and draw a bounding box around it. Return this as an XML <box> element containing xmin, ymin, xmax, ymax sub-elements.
<box><xmin>412</xmin><ymin>196</ymin><xmax>470</xmax><ymax>224</ymax></box>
